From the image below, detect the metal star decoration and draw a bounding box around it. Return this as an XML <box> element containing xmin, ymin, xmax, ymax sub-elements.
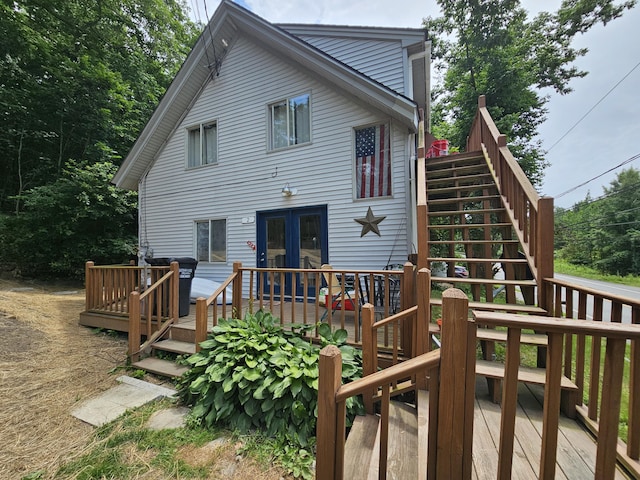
<box><xmin>354</xmin><ymin>206</ymin><xmax>386</xmax><ymax>237</ymax></box>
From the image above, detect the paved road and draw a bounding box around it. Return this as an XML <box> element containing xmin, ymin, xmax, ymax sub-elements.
<box><xmin>554</xmin><ymin>273</ymin><xmax>640</xmax><ymax>324</ymax></box>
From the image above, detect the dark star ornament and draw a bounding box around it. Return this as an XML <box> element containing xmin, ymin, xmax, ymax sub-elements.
<box><xmin>354</xmin><ymin>206</ymin><xmax>386</xmax><ymax>237</ymax></box>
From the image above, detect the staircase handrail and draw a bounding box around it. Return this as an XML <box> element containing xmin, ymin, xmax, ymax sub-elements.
<box><xmin>128</xmin><ymin>262</ymin><xmax>179</xmax><ymax>361</ymax></box>
<box><xmin>193</xmin><ymin>264</ymin><xmax>241</xmax><ymax>351</ymax></box>
<box><xmin>466</xmin><ymin>95</ymin><xmax>554</xmax><ymax>306</ymax></box>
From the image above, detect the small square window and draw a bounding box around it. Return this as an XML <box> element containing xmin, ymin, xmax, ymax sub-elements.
<box><xmin>188</xmin><ymin>122</ymin><xmax>217</xmax><ymax>167</ymax></box>
<box><xmin>269</xmin><ymin>94</ymin><xmax>310</xmax><ymax>150</ymax></box>
<box><xmin>196</xmin><ymin>219</ymin><xmax>226</xmax><ymax>262</ymax></box>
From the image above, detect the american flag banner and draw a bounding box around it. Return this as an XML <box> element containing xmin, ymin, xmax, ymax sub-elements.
<box><xmin>355</xmin><ymin>124</ymin><xmax>391</xmax><ymax>198</ymax></box>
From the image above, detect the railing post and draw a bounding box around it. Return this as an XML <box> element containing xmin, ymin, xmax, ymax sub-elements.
<box><xmin>233</xmin><ymin>261</ymin><xmax>243</xmax><ymax>319</ymax></box>
<box><xmin>195</xmin><ymin>297</ymin><xmax>208</xmax><ymax>352</ymax></box>
<box><xmin>629</xmin><ymin>306</ymin><xmax>640</xmax><ymax>460</ymax></box>
<box><xmin>416</xmin><ymin>268</ymin><xmax>431</xmax><ymax>359</ymax></box>
<box><xmin>361</xmin><ymin>303</ymin><xmax>376</xmax><ymax>414</ymax></box>
<box><xmin>170</xmin><ymin>261</ymin><xmax>179</xmax><ymax>320</ymax></box>
<box><xmin>128</xmin><ymin>291</ymin><xmax>141</xmax><ymax>363</ymax></box>
<box><xmin>595</xmin><ymin>337</ymin><xmax>627</xmax><ymax>480</ymax></box>
<box><xmin>436</xmin><ymin>288</ymin><xmax>474</xmax><ymax>480</ymax></box>
<box><xmin>316</xmin><ymin>345</ymin><xmax>342</xmax><ymax>480</ymax></box>
<box><xmin>536</xmin><ymin>196</ymin><xmax>554</xmax><ymax>310</ymax></box>
<box><xmin>85</xmin><ymin>261</ymin><xmax>94</xmax><ymax>310</ymax></box>
<box><xmin>402</xmin><ymin>262</ymin><xmax>416</xmax><ymax>358</ymax></box>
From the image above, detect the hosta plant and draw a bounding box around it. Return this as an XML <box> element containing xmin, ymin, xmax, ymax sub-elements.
<box><xmin>177</xmin><ymin>310</ymin><xmax>364</xmax><ymax>448</ymax></box>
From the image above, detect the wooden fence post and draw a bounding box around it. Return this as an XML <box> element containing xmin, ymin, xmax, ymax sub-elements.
<box><xmin>128</xmin><ymin>291</ymin><xmax>141</xmax><ymax>362</ymax></box>
<box><xmin>361</xmin><ymin>303</ymin><xmax>376</xmax><ymax>414</ymax></box>
<box><xmin>233</xmin><ymin>261</ymin><xmax>243</xmax><ymax>319</ymax></box>
<box><xmin>85</xmin><ymin>261</ymin><xmax>94</xmax><ymax>310</ymax></box>
<box><xmin>195</xmin><ymin>297</ymin><xmax>208</xmax><ymax>352</ymax></box>
<box><xmin>402</xmin><ymin>262</ymin><xmax>416</xmax><ymax>358</ymax></box>
<box><xmin>170</xmin><ymin>261</ymin><xmax>179</xmax><ymax>320</ymax></box>
<box><xmin>316</xmin><ymin>345</ymin><xmax>342</xmax><ymax>480</ymax></box>
<box><xmin>436</xmin><ymin>288</ymin><xmax>474</xmax><ymax>480</ymax></box>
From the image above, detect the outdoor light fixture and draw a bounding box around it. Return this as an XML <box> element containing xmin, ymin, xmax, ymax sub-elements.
<box><xmin>281</xmin><ymin>183</ymin><xmax>298</xmax><ymax>197</ymax></box>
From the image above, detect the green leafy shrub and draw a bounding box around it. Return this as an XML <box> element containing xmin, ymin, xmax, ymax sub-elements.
<box><xmin>177</xmin><ymin>310</ymin><xmax>364</xmax><ymax>448</ymax></box>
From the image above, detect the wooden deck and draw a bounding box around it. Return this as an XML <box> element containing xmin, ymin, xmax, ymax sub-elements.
<box><xmin>472</xmin><ymin>378</ymin><xmax>630</xmax><ymax>479</ymax></box>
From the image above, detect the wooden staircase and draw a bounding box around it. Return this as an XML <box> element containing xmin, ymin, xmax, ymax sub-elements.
<box><xmin>425</xmin><ymin>151</ymin><xmax>542</xmax><ymax>313</ymax></box>
<box><xmin>131</xmin><ymin>334</ymin><xmax>192</xmax><ymax>378</ymax></box>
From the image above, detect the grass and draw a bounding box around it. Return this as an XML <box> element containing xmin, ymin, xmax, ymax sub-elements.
<box><xmin>39</xmin><ymin>399</ymin><xmax>295</xmax><ymax>480</ymax></box>
<box><xmin>555</xmin><ymin>258</ymin><xmax>640</xmax><ymax>288</ymax></box>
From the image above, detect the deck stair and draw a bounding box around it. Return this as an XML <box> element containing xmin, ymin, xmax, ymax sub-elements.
<box><xmin>131</xmin><ymin>333</ymin><xmax>195</xmax><ymax>378</ymax></box>
<box><xmin>343</xmin><ymin>391</ymin><xmax>428</xmax><ymax>479</ymax></box>
<box><xmin>425</xmin><ymin>151</ymin><xmax>539</xmax><ymax>310</ymax></box>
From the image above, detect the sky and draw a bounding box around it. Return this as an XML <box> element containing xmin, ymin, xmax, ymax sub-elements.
<box><xmin>190</xmin><ymin>1</ymin><xmax>640</xmax><ymax>209</ymax></box>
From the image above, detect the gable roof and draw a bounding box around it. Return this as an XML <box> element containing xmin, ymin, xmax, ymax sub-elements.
<box><xmin>113</xmin><ymin>0</ymin><xmax>421</xmax><ymax>190</ymax></box>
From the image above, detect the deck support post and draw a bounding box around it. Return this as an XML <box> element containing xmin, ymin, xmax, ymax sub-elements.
<box><xmin>316</xmin><ymin>345</ymin><xmax>342</xmax><ymax>480</ymax></box>
<box><xmin>402</xmin><ymin>262</ymin><xmax>416</xmax><ymax>358</ymax></box>
<box><xmin>436</xmin><ymin>288</ymin><xmax>474</xmax><ymax>479</ymax></box>
<box><xmin>361</xmin><ymin>303</ymin><xmax>376</xmax><ymax>414</ymax></box>
<box><xmin>195</xmin><ymin>297</ymin><xmax>207</xmax><ymax>352</ymax></box>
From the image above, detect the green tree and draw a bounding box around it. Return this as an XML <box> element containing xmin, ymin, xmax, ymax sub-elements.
<box><xmin>595</xmin><ymin>168</ymin><xmax>640</xmax><ymax>275</ymax></box>
<box><xmin>426</xmin><ymin>0</ymin><xmax>635</xmax><ymax>186</ymax></box>
<box><xmin>2</xmin><ymin>162</ymin><xmax>138</xmax><ymax>279</ymax></box>
<box><xmin>0</xmin><ymin>0</ymin><xmax>199</xmax><ymax>213</ymax></box>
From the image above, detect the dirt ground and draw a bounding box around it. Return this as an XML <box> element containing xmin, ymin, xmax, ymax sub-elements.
<box><xmin>0</xmin><ymin>278</ymin><xmax>290</xmax><ymax>480</ymax></box>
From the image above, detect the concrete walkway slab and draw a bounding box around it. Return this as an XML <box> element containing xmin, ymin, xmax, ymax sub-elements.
<box><xmin>71</xmin><ymin>375</ymin><xmax>177</xmax><ymax>427</ymax></box>
<box><xmin>146</xmin><ymin>406</ymin><xmax>190</xmax><ymax>430</ymax></box>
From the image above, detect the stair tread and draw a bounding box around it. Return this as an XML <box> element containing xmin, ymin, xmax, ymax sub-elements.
<box><xmin>429</xmin><ymin>207</ymin><xmax>505</xmax><ymax>216</ymax></box>
<box><xmin>431</xmin><ymin>276</ymin><xmax>536</xmax><ymax>286</ymax></box>
<box><xmin>132</xmin><ymin>357</ymin><xmax>189</xmax><ymax>378</ymax></box>
<box><xmin>428</xmin><ymin>222</ymin><xmax>512</xmax><ymax>229</ymax></box>
<box><xmin>428</xmin><ymin>183</ymin><xmax>497</xmax><ymax>195</ymax></box>
<box><xmin>344</xmin><ymin>415</ymin><xmax>380</xmax><ymax>480</ymax></box>
<box><xmin>429</xmin><ymin>239</ymin><xmax>520</xmax><ymax>244</ymax></box>
<box><xmin>153</xmin><ymin>339</ymin><xmax>196</xmax><ymax>355</ymax></box>
<box><xmin>430</xmin><ymin>297</ymin><xmax>546</xmax><ymax>314</ymax></box>
<box><xmin>428</xmin><ymin>194</ymin><xmax>501</xmax><ymax>205</ymax></box>
<box><xmin>428</xmin><ymin>257</ymin><xmax>527</xmax><ymax>264</ymax></box>
<box><xmin>475</xmin><ymin>359</ymin><xmax>578</xmax><ymax>390</ymax></box>
<box><xmin>387</xmin><ymin>402</ymin><xmax>419</xmax><ymax>479</ymax></box>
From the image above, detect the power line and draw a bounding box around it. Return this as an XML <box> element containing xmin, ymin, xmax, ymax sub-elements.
<box><xmin>554</xmin><ymin>152</ymin><xmax>640</xmax><ymax>198</ymax></box>
<box><xmin>547</xmin><ymin>58</ymin><xmax>640</xmax><ymax>152</ymax></box>
<box><xmin>557</xmin><ymin>205</ymin><xmax>640</xmax><ymax>230</ymax></box>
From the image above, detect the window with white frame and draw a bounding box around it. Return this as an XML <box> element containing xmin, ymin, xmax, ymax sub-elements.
<box><xmin>196</xmin><ymin>219</ymin><xmax>226</xmax><ymax>262</ymax></box>
<box><xmin>187</xmin><ymin>122</ymin><xmax>217</xmax><ymax>167</ymax></box>
<box><xmin>354</xmin><ymin>123</ymin><xmax>391</xmax><ymax>198</ymax></box>
<box><xmin>269</xmin><ymin>93</ymin><xmax>311</xmax><ymax>150</ymax></box>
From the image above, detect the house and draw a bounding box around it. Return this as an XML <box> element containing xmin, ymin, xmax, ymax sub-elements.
<box><xmin>112</xmin><ymin>0</ymin><xmax>431</xmax><ymax>295</ymax></box>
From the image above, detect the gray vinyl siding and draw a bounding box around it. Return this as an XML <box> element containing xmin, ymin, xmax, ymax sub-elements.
<box><xmin>294</xmin><ymin>36</ymin><xmax>406</xmax><ymax>94</ymax></box>
<box><xmin>141</xmin><ymin>35</ymin><xmax>410</xmax><ymax>284</ymax></box>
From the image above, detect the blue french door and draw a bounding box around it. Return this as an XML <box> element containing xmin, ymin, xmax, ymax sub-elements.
<box><xmin>256</xmin><ymin>205</ymin><xmax>328</xmax><ymax>299</ymax></box>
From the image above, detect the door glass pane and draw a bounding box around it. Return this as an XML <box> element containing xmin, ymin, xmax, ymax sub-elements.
<box><xmin>266</xmin><ymin>217</ymin><xmax>286</xmax><ymax>268</ymax></box>
<box><xmin>299</xmin><ymin>214</ymin><xmax>321</xmax><ymax>287</ymax></box>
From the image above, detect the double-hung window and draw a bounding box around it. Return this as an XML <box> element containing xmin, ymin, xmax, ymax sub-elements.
<box><xmin>269</xmin><ymin>93</ymin><xmax>311</xmax><ymax>150</ymax></box>
<box><xmin>196</xmin><ymin>219</ymin><xmax>226</xmax><ymax>263</ymax></box>
<box><xmin>188</xmin><ymin>122</ymin><xmax>217</xmax><ymax>167</ymax></box>
<box><xmin>355</xmin><ymin>123</ymin><xmax>391</xmax><ymax>198</ymax></box>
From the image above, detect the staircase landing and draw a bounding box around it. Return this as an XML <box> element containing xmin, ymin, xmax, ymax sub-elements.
<box><xmin>346</xmin><ymin>378</ymin><xmax>631</xmax><ymax>479</ymax></box>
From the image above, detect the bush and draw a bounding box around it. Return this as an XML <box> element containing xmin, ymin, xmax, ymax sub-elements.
<box><xmin>177</xmin><ymin>310</ymin><xmax>364</xmax><ymax>449</ymax></box>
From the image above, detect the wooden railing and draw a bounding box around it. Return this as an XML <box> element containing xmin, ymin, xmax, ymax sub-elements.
<box><xmin>234</xmin><ymin>263</ymin><xmax>413</xmax><ymax>351</ymax></box>
<box><xmin>465</xmin><ymin>95</ymin><xmax>554</xmax><ymax>307</ymax></box>
<box><xmin>85</xmin><ymin>259</ymin><xmax>179</xmax><ymax>362</ymax></box>
<box><xmin>317</xmin><ymin>287</ymin><xmax>476</xmax><ymax>479</ymax></box>
<box><xmin>473</xmin><ymin>310</ymin><xmax>640</xmax><ymax>480</ymax></box>
<box><xmin>543</xmin><ymin>276</ymin><xmax>640</xmax><ymax>477</ymax></box>
<box><xmin>127</xmin><ymin>262</ymin><xmax>179</xmax><ymax>362</ymax></box>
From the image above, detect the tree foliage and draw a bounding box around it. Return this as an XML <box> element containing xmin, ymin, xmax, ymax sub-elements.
<box><xmin>556</xmin><ymin>167</ymin><xmax>640</xmax><ymax>276</ymax></box>
<box><xmin>426</xmin><ymin>0</ymin><xmax>635</xmax><ymax>186</ymax></box>
<box><xmin>0</xmin><ymin>0</ymin><xmax>198</xmax><ymax>278</ymax></box>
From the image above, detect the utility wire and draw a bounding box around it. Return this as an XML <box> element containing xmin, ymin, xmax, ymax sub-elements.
<box><xmin>554</xmin><ymin>152</ymin><xmax>640</xmax><ymax>198</ymax></box>
<box><xmin>557</xmin><ymin>205</ymin><xmax>640</xmax><ymax>230</ymax></box>
<box><xmin>547</xmin><ymin>58</ymin><xmax>640</xmax><ymax>152</ymax></box>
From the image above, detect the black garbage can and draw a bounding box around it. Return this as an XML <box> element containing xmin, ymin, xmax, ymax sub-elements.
<box><xmin>145</xmin><ymin>257</ymin><xmax>198</xmax><ymax>317</ymax></box>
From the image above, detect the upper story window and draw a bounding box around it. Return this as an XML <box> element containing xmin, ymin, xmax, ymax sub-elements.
<box><xmin>355</xmin><ymin>123</ymin><xmax>391</xmax><ymax>198</ymax></box>
<box><xmin>269</xmin><ymin>93</ymin><xmax>311</xmax><ymax>150</ymax></box>
<box><xmin>196</xmin><ymin>219</ymin><xmax>226</xmax><ymax>263</ymax></box>
<box><xmin>188</xmin><ymin>121</ymin><xmax>217</xmax><ymax>168</ymax></box>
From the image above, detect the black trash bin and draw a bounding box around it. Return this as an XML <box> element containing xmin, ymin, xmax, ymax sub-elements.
<box><xmin>145</xmin><ymin>257</ymin><xmax>198</xmax><ymax>317</ymax></box>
